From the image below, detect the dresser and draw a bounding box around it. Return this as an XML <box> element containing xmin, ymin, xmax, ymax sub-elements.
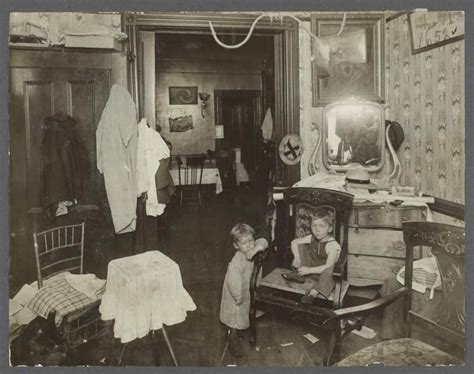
<box><xmin>347</xmin><ymin>202</ymin><xmax>426</xmax><ymax>286</ymax></box>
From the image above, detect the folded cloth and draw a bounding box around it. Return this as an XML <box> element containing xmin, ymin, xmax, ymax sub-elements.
<box><xmin>27</xmin><ymin>272</ymin><xmax>104</xmax><ymax>327</ymax></box>
<box><xmin>65</xmin><ymin>273</ymin><xmax>106</xmax><ymax>299</ymax></box>
<box><xmin>293</xmin><ymin>173</ymin><xmax>346</xmax><ymax>190</ymax></box>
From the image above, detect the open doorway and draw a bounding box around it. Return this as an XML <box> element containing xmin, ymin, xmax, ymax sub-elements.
<box><xmin>131</xmin><ymin>13</ymin><xmax>300</xmax><ymax>188</ymax></box>
<box><xmin>150</xmin><ymin>31</ymin><xmax>274</xmax><ymax>202</ymax></box>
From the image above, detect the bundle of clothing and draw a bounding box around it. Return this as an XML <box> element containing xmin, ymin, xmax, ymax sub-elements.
<box><xmin>40</xmin><ymin>112</ymin><xmax>90</xmax><ymax>217</ymax></box>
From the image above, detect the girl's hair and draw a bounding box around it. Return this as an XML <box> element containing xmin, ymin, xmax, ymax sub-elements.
<box><xmin>230</xmin><ymin>223</ymin><xmax>255</xmax><ymax>245</ymax></box>
<box><xmin>312</xmin><ymin>209</ymin><xmax>335</xmax><ymax>229</ymax></box>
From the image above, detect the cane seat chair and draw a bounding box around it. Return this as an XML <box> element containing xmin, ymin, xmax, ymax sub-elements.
<box><xmin>176</xmin><ymin>154</ymin><xmax>206</xmax><ymax>206</ymax></box>
<box><xmin>27</xmin><ymin>223</ymin><xmax>106</xmax><ymax>349</ymax></box>
<box><xmin>334</xmin><ymin>221</ymin><xmax>465</xmax><ymax>366</ymax></box>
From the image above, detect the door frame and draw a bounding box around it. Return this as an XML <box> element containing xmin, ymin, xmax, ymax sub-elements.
<box><xmin>124</xmin><ymin>12</ymin><xmax>300</xmax><ymax>186</ymax></box>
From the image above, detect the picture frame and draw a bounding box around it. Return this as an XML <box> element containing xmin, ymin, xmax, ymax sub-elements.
<box><xmin>311</xmin><ymin>13</ymin><xmax>385</xmax><ymax>106</ymax></box>
<box><xmin>408</xmin><ymin>11</ymin><xmax>464</xmax><ymax>55</ymax></box>
<box><xmin>169</xmin><ymin>86</ymin><xmax>198</xmax><ymax>105</ymax></box>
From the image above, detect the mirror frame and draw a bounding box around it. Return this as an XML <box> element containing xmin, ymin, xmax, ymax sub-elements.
<box><xmin>321</xmin><ymin>97</ymin><xmax>385</xmax><ymax>172</ymax></box>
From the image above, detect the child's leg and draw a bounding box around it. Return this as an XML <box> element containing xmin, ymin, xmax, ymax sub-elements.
<box><xmin>228</xmin><ymin>329</ymin><xmax>244</xmax><ymax>358</ymax></box>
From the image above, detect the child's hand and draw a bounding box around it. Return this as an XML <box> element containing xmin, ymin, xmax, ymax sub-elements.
<box><xmin>297</xmin><ymin>266</ymin><xmax>312</xmax><ymax>276</ymax></box>
<box><xmin>292</xmin><ymin>257</ymin><xmax>301</xmax><ymax>269</ymax></box>
<box><xmin>235</xmin><ymin>298</ymin><xmax>243</xmax><ymax>306</ymax></box>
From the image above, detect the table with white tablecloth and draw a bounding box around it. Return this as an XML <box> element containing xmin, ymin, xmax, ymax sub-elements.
<box><xmin>99</xmin><ymin>251</ymin><xmax>196</xmax><ymax>365</ymax></box>
<box><xmin>169</xmin><ymin>168</ymin><xmax>223</xmax><ymax>194</ymax></box>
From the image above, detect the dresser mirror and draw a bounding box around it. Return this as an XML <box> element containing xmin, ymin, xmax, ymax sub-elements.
<box><xmin>322</xmin><ymin>98</ymin><xmax>385</xmax><ymax>172</ymax></box>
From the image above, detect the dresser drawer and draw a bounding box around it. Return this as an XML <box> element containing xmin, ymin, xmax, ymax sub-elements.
<box><xmin>349</xmin><ymin>205</ymin><xmax>425</xmax><ymax>229</ymax></box>
<box><xmin>348</xmin><ymin>255</ymin><xmax>404</xmax><ymax>285</ymax></box>
<box><xmin>348</xmin><ymin>228</ymin><xmax>406</xmax><ymax>258</ymax></box>
<box><xmin>400</xmin><ymin>208</ymin><xmax>424</xmax><ymax>223</ymax></box>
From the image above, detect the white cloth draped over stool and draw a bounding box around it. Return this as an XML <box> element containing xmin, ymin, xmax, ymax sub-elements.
<box><xmin>99</xmin><ymin>251</ymin><xmax>196</xmax><ymax>343</ymax></box>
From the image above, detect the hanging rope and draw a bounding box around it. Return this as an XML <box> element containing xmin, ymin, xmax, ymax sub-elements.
<box><xmin>209</xmin><ymin>12</ymin><xmax>347</xmax><ymax>50</ymax></box>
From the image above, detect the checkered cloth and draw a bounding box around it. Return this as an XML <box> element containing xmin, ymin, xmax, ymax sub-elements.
<box><xmin>27</xmin><ymin>272</ymin><xmax>105</xmax><ymax>327</ymax></box>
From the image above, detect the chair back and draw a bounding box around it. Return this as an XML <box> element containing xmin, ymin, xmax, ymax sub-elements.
<box><xmin>33</xmin><ymin>223</ymin><xmax>85</xmax><ymax>288</ymax></box>
<box><xmin>176</xmin><ymin>154</ymin><xmax>205</xmax><ymax>186</ymax></box>
<box><xmin>402</xmin><ymin>221</ymin><xmax>465</xmax><ymax>350</ymax></box>
<box><xmin>282</xmin><ymin>188</ymin><xmax>354</xmax><ymax>269</ymax></box>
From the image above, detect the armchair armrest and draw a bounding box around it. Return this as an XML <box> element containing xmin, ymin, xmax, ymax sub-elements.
<box><xmin>323</xmin><ymin>287</ymin><xmax>407</xmax><ymax>326</ymax></box>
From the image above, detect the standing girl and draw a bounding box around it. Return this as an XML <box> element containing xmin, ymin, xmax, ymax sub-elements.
<box><xmin>219</xmin><ymin>223</ymin><xmax>268</xmax><ymax>358</ymax></box>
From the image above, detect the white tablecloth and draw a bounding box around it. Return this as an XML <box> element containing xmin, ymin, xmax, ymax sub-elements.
<box><xmin>170</xmin><ymin>168</ymin><xmax>223</xmax><ymax>194</ymax></box>
<box><xmin>99</xmin><ymin>251</ymin><xmax>196</xmax><ymax>343</ymax></box>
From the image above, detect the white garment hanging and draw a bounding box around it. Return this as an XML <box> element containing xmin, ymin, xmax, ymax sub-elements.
<box><xmin>136</xmin><ymin>119</ymin><xmax>170</xmax><ymax>216</ymax></box>
<box><xmin>261</xmin><ymin>107</ymin><xmax>273</xmax><ymax>140</ymax></box>
<box><xmin>96</xmin><ymin>84</ymin><xmax>138</xmax><ymax>234</ymax></box>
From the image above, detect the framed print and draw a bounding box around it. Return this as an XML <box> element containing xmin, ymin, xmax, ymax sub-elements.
<box><xmin>409</xmin><ymin>11</ymin><xmax>464</xmax><ymax>54</ymax></box>
<box><xmin>311</xmin><ymin>13</ymin><xmax>385</xmax><ymax>106</ymax></box>
<box><xmin>169</xmin><ymin>86</ymin><xmax>198</xmax><ymax>105</ymax></box>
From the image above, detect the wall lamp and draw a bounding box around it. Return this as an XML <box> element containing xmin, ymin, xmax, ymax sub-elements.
<box><xmin>199</xmin><ymin>92</ymin><xmax>211</xmax><ymax>118</ymax></box>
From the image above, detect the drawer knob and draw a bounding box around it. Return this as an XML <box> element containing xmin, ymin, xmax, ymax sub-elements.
<box><xmin>402</xmin><ymin>215</ymin><xmax>409</xmax><ymax>221</ymax></box>
<box><xmin>368</xmin><ymin>214</ymin><xmax>374</xmax><ymax>220</ymax></box>
<box><xmin>393</xmin><ymin>241</ymin><xmax>406</xmax><ymax>251</ymax></box>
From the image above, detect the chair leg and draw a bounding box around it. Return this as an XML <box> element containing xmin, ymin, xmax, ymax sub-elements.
<box><xmin>249</xmin><ymin>306</ymin><xmax>257</xmax><ymax>345</ymax></box>
<box><xmin>324</xmin><ymin>323</ymin><xmax>341</xmax><ymax>366</ymax></box>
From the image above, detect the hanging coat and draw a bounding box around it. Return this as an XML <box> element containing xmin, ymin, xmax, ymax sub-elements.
<box><xmin>40</xmin><ymin>112</ymin><xmax>89</xmax><ymax>209</ymax></box>
<box><xmin>96</xmin><ymin>84</ymin><xmax>138</xmax><ymax>234</ymax></box>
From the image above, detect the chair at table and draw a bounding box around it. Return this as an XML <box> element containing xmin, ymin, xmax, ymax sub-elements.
<box><xmin>28</xmin><ymin>223</ymin><xmax>106</xmax><ymax>351</ymax></box>
<box><xmin>249</xmin><ymin>187</ymin><xmax>355</xmax><ymax>364</ymax></box>
<box><xmin>334</xmin><ymin>221</ymin><xmax>465</xmax><ymax>366</ymax></box>
<box><xmin>176</xmin><ymin>154</ymin><xmax>205</xmax><ymax>206</ymax></box>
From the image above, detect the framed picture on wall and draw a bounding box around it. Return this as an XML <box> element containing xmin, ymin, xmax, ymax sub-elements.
<box><xmin>311</xmin><ymin>13</ymin><xmax>385</xmax><ymax>106</ymax></box>
<box><xmin>169</xmin><ymin>86</ymin><xmax>198</xmax><ymax>105</ymax></box>
<box><xmin>409</xmin><ymin>11</ymin><xmax>464</xmax><ymax>54</ymax></box>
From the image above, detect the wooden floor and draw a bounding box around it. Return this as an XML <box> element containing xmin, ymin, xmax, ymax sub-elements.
<box><xmin>11</xmin><ymin>186</ymin><xmax>387</xmax><ymax>367</ymax></box>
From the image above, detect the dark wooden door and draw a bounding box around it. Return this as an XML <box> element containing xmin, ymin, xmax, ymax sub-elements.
<box><xmin>215</xmin><ymin>90</ymin><xmax>262</xmax><ymax>186</ymax></box>
<box><xmin>9</xmin><ymin>50</ymin><xmax>112</xmax><ymax>288</ymax></box>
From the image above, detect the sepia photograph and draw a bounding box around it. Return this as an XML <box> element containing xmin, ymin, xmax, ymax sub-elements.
<box><xmin>6</xmin><ymin>6</ymin><xmax>469</xmax><ymax>369</ymax></box>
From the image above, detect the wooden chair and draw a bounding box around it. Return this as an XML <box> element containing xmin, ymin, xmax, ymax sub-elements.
<box><xmin>176</xmin><ymin>154</ymin><xmax>205</xmax><ymax>206</ymax></box>
<box><xmin>249</xmin><ymin>187</ymin><xmax>354</xmax><ymax>364</ymax></box>
<box><xmin>30</xmin><ymin>223</ymin><xmax>106</xmax><ymax>350</ymax></box>
<box><xmin>209</xmin><ymin>149</ymin><xmax>236</xmax><ymax>195</ymax></box>
<box><xmin>335</xmin><ymin>221</ymin><xmax>465</xmax><ymax>366</ymax></box>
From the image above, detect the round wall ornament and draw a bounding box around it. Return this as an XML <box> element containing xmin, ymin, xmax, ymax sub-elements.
<box><xmin>279</xmin><ymin>134</ymin><xmax>304</xmax><ymax>165</ymax></box>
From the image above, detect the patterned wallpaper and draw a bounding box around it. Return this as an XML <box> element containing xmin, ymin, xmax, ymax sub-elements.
<box><xmin>299</xmin><ymin>13</ymin><xmax>465</xmax><ymax>205</ymax></box>
<box><xmin>385</xmin><ymin>13</ymin><xmax>465</xmax><ymax>204</ymax></box>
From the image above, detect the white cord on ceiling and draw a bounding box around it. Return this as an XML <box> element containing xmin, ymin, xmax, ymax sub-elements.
<box><xmin>208</xmin><ymin>12</ymin><xmax>348</xmax><ymax>50</ymax></box>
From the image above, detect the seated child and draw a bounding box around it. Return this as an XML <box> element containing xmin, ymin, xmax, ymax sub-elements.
<box><xmin>219</xmin><ymin>223</ymin><xmax>268</xmax><ymax>358</ymax></box>
<box><xmin>287</xmin><ymin>210</ymin><xmax>341</xmax><ymax>305</ymax></box>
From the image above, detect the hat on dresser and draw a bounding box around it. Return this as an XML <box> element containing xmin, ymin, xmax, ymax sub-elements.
<box><xmin>345</xmin><ymin>168</ymin><xmax>378</xmax><ymax>191</ymax></box>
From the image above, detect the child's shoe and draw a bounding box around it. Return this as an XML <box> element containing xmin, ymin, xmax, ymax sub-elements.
<box><xmin>281</xmin><ymin>271</ymin><xmax>306</xmax><ymax>284</ymax></box>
